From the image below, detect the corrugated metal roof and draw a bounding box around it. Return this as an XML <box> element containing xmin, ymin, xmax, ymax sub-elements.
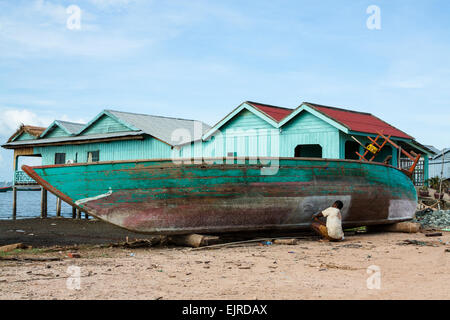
<box><xmin>107</xmin><ymin>110</ymin><xmax>211</xmax><ymax>145</ymax></box>
<box><xmin>425</xmin><ymin>145</ymin><xmax>441</xmax><ymax>155</ymax></box>
<box><xmin>57</xmin><ymin>120</ymin><xmax>85</xmax><ymax>134</ymax></box>
<box><xmin>2</xmin><ymin>131</ymin><xmax>144</xmax><ymax>148</ymax></box>
<box><xmin>432</xmin><ymin>148</ymin><xmax>450</xmax><ymax>160</ymax></box>
<box><xmin>305</xmin><ymin>102</ymin><xmax>414</xmax><ymax>140</ymax></box>
<box><xmin>246</xmin><ymin>101</ymin><xmax>293</xmax><ymax>122</ymax></box>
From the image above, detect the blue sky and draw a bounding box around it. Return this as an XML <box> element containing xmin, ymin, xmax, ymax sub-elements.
<box><xmin>0</xmin><ymin>0</ymin><xmax>449</xmax><ymax>181</ymax></box>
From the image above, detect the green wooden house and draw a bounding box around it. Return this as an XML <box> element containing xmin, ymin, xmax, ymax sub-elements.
<box><xmin>3</xmin><ymin>110</ymin><xmax>211</xmax><ymax>185</ymax></box>
<box><xmin>3</xmin><ymin>102</ymin><xmax>434</xmax><ymax>187</ymax></box>
<box><xmin>180</xmin><ymin>101</ymin><xmax>434</xmax><ymax>185</ymax></box>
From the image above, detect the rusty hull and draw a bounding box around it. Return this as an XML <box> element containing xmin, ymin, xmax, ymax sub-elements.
<box><xmin>22</xmin><ymin>158</ymin><xmax>418</xmax><ymax>235</ymax></box>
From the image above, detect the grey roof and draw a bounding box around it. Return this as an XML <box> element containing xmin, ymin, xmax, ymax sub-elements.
<box><xmin>3</xmin><ymin>109</ymin><xmax>212</xmax><ymax>148</ymax></box>
<box><xmin>432</xmin><ymin>148</ymin><xmax>450</xmax><ymax>160</ymax></box>
<box><xmin>57</xmin><ymin>120</ymin><xmax>85</xmax><ymax>134</ymax></box>
<box><xmin>107</xmin><ymin>110</ymin><xmax>211</xmax><ymax>145</ymax></box>
<box><xmin>2</xmin><ymin>131</ymin><xmax>144</xmax><ymax>148</ymax></box>
<box><xmin>424</xmin><ymin>145</ymin><xmax>442</xmax><ymax>155</ymax></box>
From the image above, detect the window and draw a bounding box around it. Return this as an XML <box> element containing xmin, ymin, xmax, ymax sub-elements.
<box><xmin>87</xmin><ymin>151</ymin><xmax>100</xmax><ymax>163</ymax></box>
<box><xmin>294</xmin><ymin>144</ymin><xmax>323</xmax><ymax>158</ymax></box>
<box><xmin>345</xmin><ymin>141</ymin><xmax>360</xmax><ymax>160</ymax></box>
<box><xmin>55</xmin><ymin>153</ymin><xmax>66</xmax><ymax>165</ymax></box>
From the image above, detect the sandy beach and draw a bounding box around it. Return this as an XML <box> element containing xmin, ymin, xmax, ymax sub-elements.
<box><xmin>0</xmin><ymin>218</ymin><xmax>449</xmax><ymax>300</ymax></box>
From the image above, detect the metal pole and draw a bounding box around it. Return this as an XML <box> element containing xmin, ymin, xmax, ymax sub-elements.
<box><xmin>439</xmin><ymin>150</ymin><xmax>445</xmax><ymax>195</ymax></box>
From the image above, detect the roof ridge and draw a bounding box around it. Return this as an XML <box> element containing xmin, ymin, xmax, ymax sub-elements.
<box><xmin>106</xmin><ymin>109</ymin><xmax>207</xmax><ymax>123</ymax></box>
<box><xmin>304</xmin><ymin>102</ymin><xmax>372</xmax><ymax>115</ymax></box>
<box><xmin>246</xmin><ymin>101</ymin><xmax>293</xmax><ymax>111</ymax></box>
<box><xmin>56</xmin><ymin>120</ymin><xmax>85</xmax><ymax>125</ymax></box>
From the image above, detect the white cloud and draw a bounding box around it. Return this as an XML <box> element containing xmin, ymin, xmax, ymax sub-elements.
<box><xmin>0</xmin><ymin>0</ymin><xmax>142</xmax><ymax>58</ymax></box>
<box><xmin>1</xmin><ymin>25</ymin><xmax>145</xmax><ymax>58</ymax></box>
<box><xmin>89</xmin><ymin>0</ymin><xmax>138</xmax><ymax>9</ymax></box>
<box><xmin>0</xmin><ymin>107</ymin><xmax>87</xmax><ymax>137</ymax></box>
<box><xmin>33</xmin><ymin>0</ymin><xmax>68</xmax><ymax>25</ymax></box>
<box><xmin>0</xmin><ymin>108</ymin><xmax>53</xmax><ymax>136</ymax></box>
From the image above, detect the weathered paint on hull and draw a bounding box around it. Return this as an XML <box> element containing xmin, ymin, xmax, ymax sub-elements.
<box><xmin>22</xmin><ymin>158</ymin><xmax>418</xmax><ymax>235</ymax></box>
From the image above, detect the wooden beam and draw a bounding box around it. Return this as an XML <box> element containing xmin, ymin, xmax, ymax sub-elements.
<box><xmin>40</xmin><ymin>188</ymin><xmax>47</xmax><ymax>219</ymax></box>
<box><xmin>13</xmin><ymin>147</ymin><xmax>35</xmax><ymax>157</ymax></box>
<box><xmin>56</xmin><ymin>198</ymin><xmax>62</xmax><ymax>217</ymax></box>
<box><xmin>3</xmin><ymin>135</ymin><xmax>145</xmax><ymax>149</ymax></box>
<box><xmin>12</xmin><ymin>187</ymin><xmax>17</xmax><ymax>220</ymax></box>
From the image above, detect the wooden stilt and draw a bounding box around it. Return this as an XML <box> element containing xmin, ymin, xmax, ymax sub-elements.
<box><xmin>12</xmin><ymin>187</ymin><xmax>17</xmax><ymax>220</ymax></box>
<box><xmin>76</xmin><ymin>209</ymin><xmax>81</xmax><ymax>220</ymax></box>
<box><xmin>56</xmin><ymin>198</ymin><xmax>62</xmax><ymax>217</ymax></box>
<box><xmin>85</xmin><ymin>212</ymin><xmax>89</xmax><ymax>220</ymax></box>
<box><xmin>40</xmin><ymin>188</ymin><xmax>47</xmax><ymax>218</ymax></box>
<box><xmin>72</xmin><ymin>207</ymin><xmax>76</xmax><ymax>219</ymax></box>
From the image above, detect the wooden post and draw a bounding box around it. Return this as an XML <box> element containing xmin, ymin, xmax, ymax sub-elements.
<box><xmin>12</xmin><ymin>187</ymin><xmax>17</xmax><ymax>220</ymax></box>
<box><xmin>72</xmin><ymin>207</ymin><xmax>76</xmax><ymax>219</ymax></box>
<box><xmin>85</xmin><ymin>212</ymin><xmax>89</xmax><ymax>220</ymax></box>
<box><xmin>40</xmin><ymin>188</ymin><xmax>47</xmax><ymax>218</ymax></box>
<box><xmin>12</xmin><ymin>154</ymin><xmax>18</xmax><ymax>220</ymax></box>
<box><xmin>56</xmin><ymin>198</ymin><xmax>62</xmax><ymax>217</ymax></box>
<box><xmin>76</xmin><ymin>209</ymin><xmax>81</xmax><ymax>220</ymax></box>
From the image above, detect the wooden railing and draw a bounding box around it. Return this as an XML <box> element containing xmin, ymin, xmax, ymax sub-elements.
<box><xmin>14</xmin><ymin>170</ymin><xmax>37</xmax><ymax>185</ymax></box>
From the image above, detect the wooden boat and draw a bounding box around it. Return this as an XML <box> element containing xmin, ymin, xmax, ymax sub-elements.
<box><xmin>22</xmin><ymin>158</ymin><xmax>417</xmax><ymax>235</ymax></box>
<box><xmin>0</xmin><ymin>186</ymin><xmax>12</xmax><ymax>193</ymax></box>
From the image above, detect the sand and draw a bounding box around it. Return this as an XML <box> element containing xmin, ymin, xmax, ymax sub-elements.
<box><xmin>0</xmin><ymin>219</ymin><xmax>449</xmax><ymax>300</ymax></box>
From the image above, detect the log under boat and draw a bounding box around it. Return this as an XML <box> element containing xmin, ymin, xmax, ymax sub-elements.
<box><xmin>22</xmin><ymin>158</ymin><xmax>417</xmax><ymax>235</ymax></box>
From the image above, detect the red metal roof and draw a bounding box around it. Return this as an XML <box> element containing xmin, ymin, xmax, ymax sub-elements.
<box><xmin>246</xmin><ymin>101</ymin><xmax>293</xmax><ymax>122</ymax></box>
<box><xmin>305</xmin><ymin>102</ymin><xmax>414</xmax><ymax>140</ymax></box>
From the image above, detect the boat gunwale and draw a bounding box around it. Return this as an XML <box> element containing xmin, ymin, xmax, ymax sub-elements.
<box><xmin>24</xmin><ymin>156</ymin><xmax>406</xmax><ymax>175</ymax></box>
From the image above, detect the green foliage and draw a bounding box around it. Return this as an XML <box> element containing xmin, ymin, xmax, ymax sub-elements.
<box><xmin>428</xmin><ymin>176</ymin><xmax>449</xmax><ymax>191</ymax></box>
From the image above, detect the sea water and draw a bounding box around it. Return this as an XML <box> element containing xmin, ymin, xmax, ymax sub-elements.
<box><xmin>0</xmin><ymin>190</ymin><xmax>76</xmax><ymax>220</ymax></box>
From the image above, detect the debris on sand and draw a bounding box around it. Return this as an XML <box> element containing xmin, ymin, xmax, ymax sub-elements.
<box><xmin>425</xmin><ymin>232</ymin><xmax>443</xmax><ymax>237</ymax></box>
<box><xmin>109</xmin><ymin>237</ymin><xmax>165</xmax><ymax>249</ymax></box>
<box><xmin>397</xmin><ymin>239</ymin><xmax>438</xmax><ymax>247</ymax></box>
<box><xmin>339</xmin><ymin>243</ymin><xmax>363</xmax><ymax>249</ymax></box>
<box><xmin>0</xmin><ymin>243</ymin><xmax>29</xmax><ymax>253</ymax></box>
<box><xmin>0</xmin><ymin>256</ymin><xmax>61</xmax><ymax>262</ymax></box>
<box><xmin>414</xmin><ymin>210</ymin><xmax>450</xmax><ymax>229</ymax></box>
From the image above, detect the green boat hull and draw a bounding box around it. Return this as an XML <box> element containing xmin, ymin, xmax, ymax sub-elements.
<box><xmin>23</xmin><ymin>158</ymin><xmax>418</xmax><ymax>234</ymax></box>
